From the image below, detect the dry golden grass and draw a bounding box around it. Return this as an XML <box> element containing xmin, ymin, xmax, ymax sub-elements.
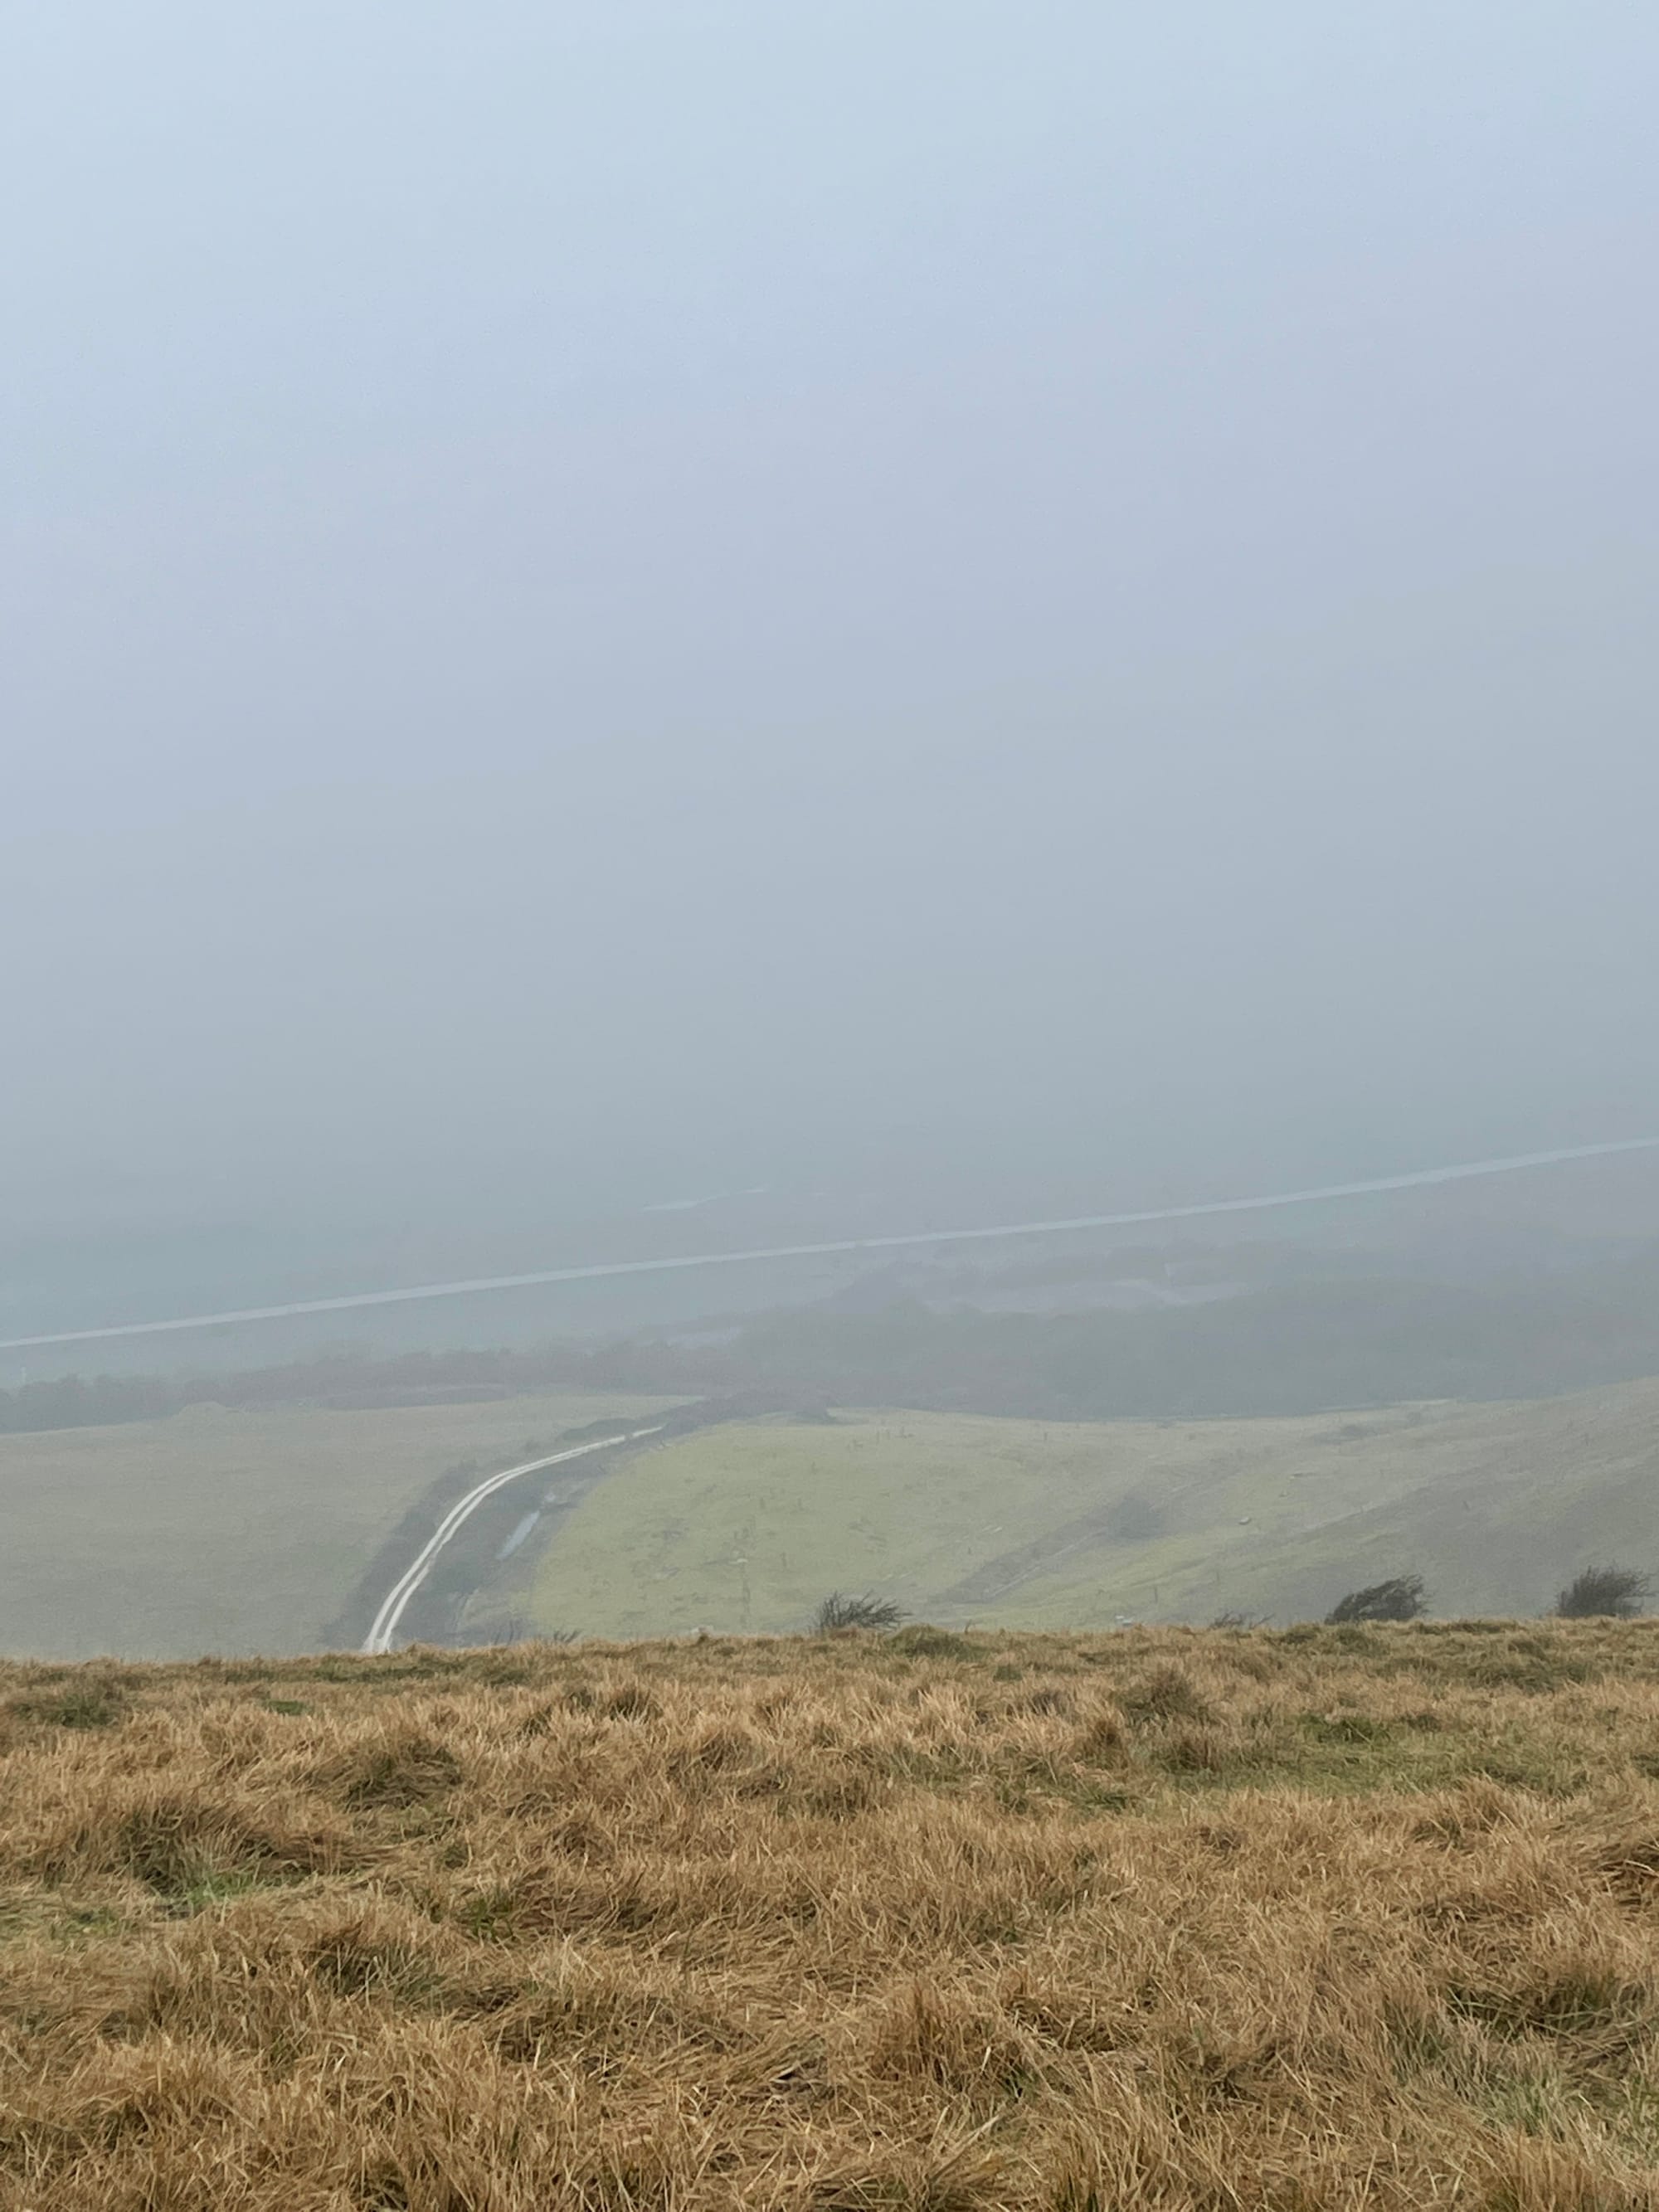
<box><xmin>7</xmin><ymin>1622</ymin><xmax>1659</xmax><ymax>2208</ymax></box>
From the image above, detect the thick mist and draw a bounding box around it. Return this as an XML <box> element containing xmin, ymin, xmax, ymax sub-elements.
<box><xmin>5</xmin><ymin>3</ymin><xmax>1657</xmax><ymax>1285</ymax></box>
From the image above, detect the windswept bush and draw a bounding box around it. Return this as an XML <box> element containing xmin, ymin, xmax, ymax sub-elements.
<box><xmin>813</xmin><ymin>1592</ymin><xmax>907</xmax><ymax>1633</ymax></box>
<box><xmin>1326</xmin><ymin>1574</ymin><xmax>1427</xmax><ymax>1624</ymax></box>
<box><xmin>1554</xmin><ymin>1563</ymin><xmax>1652</xmax><ymax>1619</ymax></box>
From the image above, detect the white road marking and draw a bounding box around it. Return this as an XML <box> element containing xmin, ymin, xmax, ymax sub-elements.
<box><xmin>360</xmin><ymin>1425</ymin><xmax>664</xmax><ymax>1654</ymax></box>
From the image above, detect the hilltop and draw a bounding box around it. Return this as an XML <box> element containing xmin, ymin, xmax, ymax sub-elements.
<box><xmin>4</xmin><ymin>1623</ymin><xmax>1659</xmax><ymax>2206</ymax></box>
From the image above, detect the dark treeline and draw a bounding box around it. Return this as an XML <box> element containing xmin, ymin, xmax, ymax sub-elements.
<box><xmin>6</xmin><ymin>1237</ymin><xmax>1659</xmax><ymax>1437</ymax></box>
<box><xmin>718</xmin><ymin>1263</ymin><xmax>1659</xmax><ymax>1418</ymax></box>
<box><xmin>0</xmin><ymin>1340</ymin><xmax>704</xmax><ymax>1438</ymax></box>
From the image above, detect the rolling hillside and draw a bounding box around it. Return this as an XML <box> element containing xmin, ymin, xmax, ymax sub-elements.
<box><xmin>527</xmin><ymin>1382</ymin><xmax>1659</xmax><ymax>1636</ymax></box>
<box><xmin>0</xmin><ymin>1391</ymin><xmax>679</xmax><ymax>1660</ymax></box>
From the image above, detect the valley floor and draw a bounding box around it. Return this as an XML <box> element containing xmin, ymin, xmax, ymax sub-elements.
<box><xmin>0</xmin><ymin>1389</ymin><xmax>679</xmax><ymax>1659</ymax></box>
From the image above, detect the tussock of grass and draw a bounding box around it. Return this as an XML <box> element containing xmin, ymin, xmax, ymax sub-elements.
<box><xmin>4</xmin><ymin>1623</ymin><xmax>1659</xmax><ymax>2205</ymax></box>
<box><xmin>4</xmin><ymin>1676</ymin><xmax>129</xmax><ymax>1730</ymax></box>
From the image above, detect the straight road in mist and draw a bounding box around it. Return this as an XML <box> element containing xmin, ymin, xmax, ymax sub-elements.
<box><xmin>6</xmin><ymin>1135</ymin><xmax>1658</xmax><ymax>1354</ymax></box>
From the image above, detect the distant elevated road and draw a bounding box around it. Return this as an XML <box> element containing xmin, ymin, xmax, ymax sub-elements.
<box><xmin>361</xmin><ymin>1424</ymin><xmax>664</xmax><ymax>1654</ymax></box>
<box><xmin>6</xmin><ymin>1135</ymin><xmax>1659</xmax><ymax>1354</ymax></box>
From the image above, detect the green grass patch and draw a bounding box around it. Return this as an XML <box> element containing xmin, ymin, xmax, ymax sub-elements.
<box><xmin>524</xmin><ymin>1386</ymin><xmax>1659</xmax><ymax>1640</ymax></box>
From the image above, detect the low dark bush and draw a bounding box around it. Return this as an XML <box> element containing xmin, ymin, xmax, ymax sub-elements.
<box><xmin>1326</xmin><ymin>1576</ymin><xmax>1426</xmax><ymax>1625</ymax></box>
<box><xmin>813</xmin><ymin>1592</ymin><xmax>907</xmax><ymax>1633</ymax></box>
<box><xmin>1554</xmin><ymin>1565</ymin><xmax>1652</xmax><ymax>1620</ymax></box>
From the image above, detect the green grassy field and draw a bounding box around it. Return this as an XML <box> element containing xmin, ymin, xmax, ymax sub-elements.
<box><xmin>528</xmin><ymin>1381</ymin><xmax>1659</xmax><ymax>1636</ymax></box>
<box><xmin>0</xmin><ymin>1392</ymin><xmax>679</xmax><ymax>1660</ymax></box>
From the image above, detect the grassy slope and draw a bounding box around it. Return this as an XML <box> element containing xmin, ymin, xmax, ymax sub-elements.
<box><xmin>5</xmin><ymin>1625</ymin><xmax>1659</xmax><ymax>2207</ymax></box>
<box><xmin>0</xmin><ymin>1391</ymin><xmax>678</xmax><ymax>1660</ymax></box>
<box><xmin>528</xmin><ymin>1383</ymin><xmax>1659</xmax><ymax>1636</ymax></box>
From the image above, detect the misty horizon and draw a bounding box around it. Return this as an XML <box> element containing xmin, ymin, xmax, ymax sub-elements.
<box><xmin>5</xmin><ymin>2</ymin><xmax>1657</xmax><ymax>1259</ymax></box>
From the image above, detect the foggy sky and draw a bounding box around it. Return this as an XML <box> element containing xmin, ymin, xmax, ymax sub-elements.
<box><xmin>5</xmin><ymin>2</ymin><xmax>1657</xmax><ymax>1239</ymax></box>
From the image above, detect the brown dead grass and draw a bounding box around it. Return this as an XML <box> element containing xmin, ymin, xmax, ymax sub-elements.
<box><xmin>6</xmin><ymin>1622</ymin><xmax>1659</xmax><ymax>2208</ymax></box>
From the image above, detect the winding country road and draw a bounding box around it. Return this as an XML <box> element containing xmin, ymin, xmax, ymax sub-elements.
<box><xmin>361</xmin><ymin>1424</ymin><xmax>664</xmax><ymax>1654</ymax></box>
